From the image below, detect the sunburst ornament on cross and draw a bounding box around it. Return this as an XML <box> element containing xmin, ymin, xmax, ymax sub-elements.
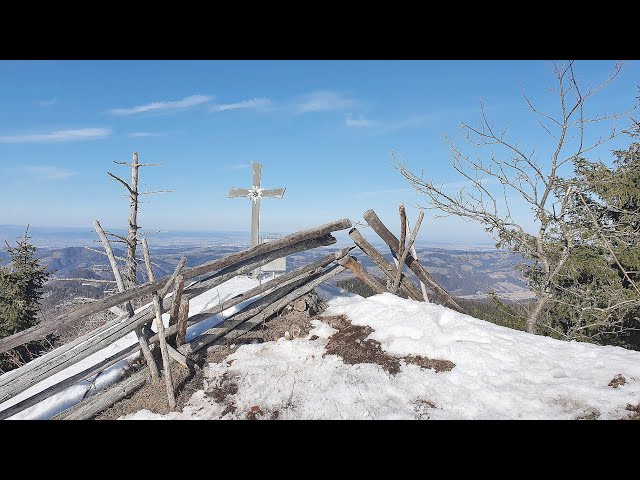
<box><xmin>228</xmin><ymin>161</ymin><xmax>286</xmax><ymax>249</ymax></box>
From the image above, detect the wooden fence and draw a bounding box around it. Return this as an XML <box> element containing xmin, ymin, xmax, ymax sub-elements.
<box><xmin>0</xmin><ymin>209</ymin><xmax>463</xmax><ymax>420</ymax></box>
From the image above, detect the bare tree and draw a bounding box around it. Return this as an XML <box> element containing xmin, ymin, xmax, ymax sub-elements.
<box><xmin>394</xmin><ymin>61</ymin><xmax>635</xmax><ymax>334</ymax></box>
<box><xmin>104</xmin><ymin>152</ymin><xmax>170</xmax><ymax>288</ymax></box>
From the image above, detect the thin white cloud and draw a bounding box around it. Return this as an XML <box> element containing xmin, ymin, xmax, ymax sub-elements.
<box><xmin>345</xmin><ymin>114</ymin><xmax>378</xmax><ymax>128</ymax></box>
<box><xmin>0</xmin><ymin>128</ymin><xmax>111</xmax><ymax>143</ymax></box>
<box><xmin>107</xmin><ymin>94</ymin><xmax>213</xmax><ymax>116</ymax></box>
<box><xmin>379</xmin><ymin>115</ymin><xmax>431</xmax><ymax>132</ymax></box>
<box><xmin>128</xmin><ymin>132</ymin><xmax>166</xmax><ymax>138</ymax></box>
<box><xmin>37</xmin><ymin>98</ymin><xmax>57</xmax><ymax>107</ymax></box>
<box><xmin>228</xmin><ymin>163</ymin><xmax>250</xmax><ymax>170</ymax></box>
<box><xmin>210</xmin><ymin>97</ymin><xmax>271</xmax><ymax>113</ymax></box>
<box><xmin>346</xmin><ymin>114</ymin><xmax>432</xmax><ymax>133</ymax></box>
<box><xmin>21</xmin><ymin>166</ymin><xmax>77</xmax><ymax>180</ymax></box>
<box><xmin>297</xmin><ymin>91</ymin><xmax>356</xmax><ymax>113</ymax></box>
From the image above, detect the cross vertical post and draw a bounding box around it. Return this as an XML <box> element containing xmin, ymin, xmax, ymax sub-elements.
<box><xmin>228</xmin><ymin>161</ymin><xmax>286</xmax><ymax>276</ymax></box>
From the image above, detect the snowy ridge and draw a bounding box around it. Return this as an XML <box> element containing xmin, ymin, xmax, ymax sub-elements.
<box><xmin>123</xmin><ymin>293</ymin><xmax>640</xmax><ymax>420</ymax></box>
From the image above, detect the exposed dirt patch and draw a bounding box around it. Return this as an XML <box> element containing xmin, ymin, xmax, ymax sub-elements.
<box><xmin>206</xmin><ymin>372</ymin><xmax>238</xmax><ymax>403</ymax></box>
<box><xmin>404</xmin><ymin>355</ymin><xmax>455</xmax><ymax>373</ymax></box>
<box><xmin>625</xmin><ymin>403</ymin><xmax>640</xmax><ymax>420</ymax></box>
<box><xmin>609</xmin><ymin>374</ymin><xmax>626</xmax><ymax>388</ymax></box>
<box><xmin>95</xmin><ymin>305</ymin><xmax>317</xmax><ymax>419</ymax></box>
<box><xmin>94</xmin><ymin>360</ymin><xmax>202</xmax><ymax>420</ymax></box>
<box><xmin>324</xmin><ymin>315</ymin><xmax>401</xmax><ymax>374</ymax></box>
<box><xmin>412</xmin><ymin>398</ymin><xmax>437</xmax><ymax>419</ymax></box>
<box><xmin>323</xmin><ymin>315</ymin><xmax>454</xmax><ymax>375</ymax></box>
<box><xmin>576</xmin><ymin>409</ymin><xmax>601</xmax><ymax>420</ymax></box>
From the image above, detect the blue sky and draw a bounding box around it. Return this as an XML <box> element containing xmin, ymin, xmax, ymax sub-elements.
<box><xmin>0</xmin><ymin>60</ymin><xmax>638</xmax><ymax>244</ymax></box>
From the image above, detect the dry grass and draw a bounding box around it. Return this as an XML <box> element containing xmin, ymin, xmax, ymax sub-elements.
<box><xmin>323</xmin><ymin>315</ymin><xmax>454</xmax><ymax>375</ymax></box>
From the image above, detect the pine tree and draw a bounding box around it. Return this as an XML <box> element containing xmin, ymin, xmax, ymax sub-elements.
<box><xmin>0</xmin><ymin>227</ymin><xmax>52</xmax><ymax>370</ymax></box>
<box><xmin>530</xmin><ymin>124</ymin><xmax>640</xmax><ymax>347</ymax></box>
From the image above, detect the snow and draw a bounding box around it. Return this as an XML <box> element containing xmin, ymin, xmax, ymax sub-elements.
<box><xmin>121</xmin><ymin>292</ymin><xmax>640</xmax><ymax>420</ymax></box>
<box><xmin>0</xmin><ymin>276</ymin><xmax>262</xmax><ymax>419</ymax></box>
<box><xmin>4</xmin><ymin>273</ymin><xmax>640</xmax><ymax>420</ymax></box>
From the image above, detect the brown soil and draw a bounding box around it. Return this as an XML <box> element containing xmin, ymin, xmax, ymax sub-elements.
<box><xmin>608</xmin><ymin>374</ymin><xmax>626</xmax><ymax>388</ymax></box>
<box><xmin>625</xmin><ymin>403</ymin><xmax>640</xmax><ymax>420</ymax></box>
<box><xmin>323</xmin><ymin>315</ymin><xmax>454</xmax><ymax>375</ymax></box>
<box><xmin>94</xmin><ymin>305</ymin><xmax>317</xmax><ymax>419</ymax></box>
<box><xmin>94</xmin><ymin>300</ymin><xmax>454</xmax><ymax>419</ymax></box>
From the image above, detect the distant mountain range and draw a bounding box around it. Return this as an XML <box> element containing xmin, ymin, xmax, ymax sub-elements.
<box><xmin>0</xmin><ymin>225</ymin><xmax>532</xmax><ymax>302</ymax></box>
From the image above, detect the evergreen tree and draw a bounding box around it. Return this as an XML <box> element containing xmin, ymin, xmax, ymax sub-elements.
<box><xmin>530</xmin><ymin>124</ymin><xmax>640</xmax><ymax>346</ymax></box>
<box><xmin>0</xmin><ymin>227</ymin><xmax>52</xmax><ymax>370</ymax></box>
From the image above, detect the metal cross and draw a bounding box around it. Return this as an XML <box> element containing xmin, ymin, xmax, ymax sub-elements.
<box><xmin>228</xmin><ymin>161</ymin><xmax>286</xmax><ymax>249</ymax></box>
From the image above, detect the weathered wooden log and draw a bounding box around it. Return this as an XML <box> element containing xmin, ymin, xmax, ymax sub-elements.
<box><xmin>176</xmin><ymin>299</ymin><xmax>189</xmax><ymax>348</ymax></box>
<box><xmin>391</xmin><ymin>211</ymin><xmax>424</xmax><ymax>294</ymax></box>
<box><xmin>337</xmin><ymin>255</ymin><xmax>387</xmax><ymax>295</ymax></box>
<box><xmin>169</xmin><ymin>275</ymin><xmax>185</xmax><ymax>327</ymax></box>
<box><xmin>0</xmin><ymin>219</ymin><xmax>350</xmax><ymax>354</ymax></box>
<box><xmin>186</xmin><ymin>246</ymin><xmax>354</xmax><ymax>326</ymax></box>
<box><xmin>53</xmin><ymin>368</ymin><xmax>149</xmax><ymax>420</ymax></box>
<box><xmin>94</xmin><ymin>220</ymin><xmax>160</xmax><ymax>380</ymax></box>
<box><xmin>0</xmin><ymin>343</ymin><xmax>138</xmax><ymax>420</ymax></box>
<box><xmin>399</xmin><ymin>203</ymin><xmax>407</xmax><ymax>261</ymax></box>
<box><xmin>405</xmin><ymin>217</ymin><xmax>429</xmax><ymax>302</ymax></box>
<box><xmin>109</xmin><ymin>306</ymin><xmax>127</xmax><ymax>316</ymax></box>
<box><xmin>182</xmin><ymin>263</ymin><xmax>346</xmax><ymax>355</ymax></box>
<box><xmin>178</xmin><ymin>272</ymin><xmax>318</xmax><ymax>355</ymax></box>
<box><xmin>348</xmin><ymin>228</ymin><xmax>424</xmax><ymax>301</ymax></box>
<box><xmin>0</xmin><ymin>234</ymin><xmax>339</xmax><ymax>404</ymax></box>
<box><xmin>186</xmin><ymin>233</ymin><xmax>337</xmax><ymax>296</ymax></box>
<box><xmin>186</xmin><ymin>218</ymin><xmax>351</xmax><ymax>280</ymax></box>
<box><xmin>213</xmin><ymin>265</ymin><xmax>346</xmax><ymax>344</ymax></box>
<box><xmin>158</xmin><ymin>257</ymin><xmax>187</xmax><ymax>300</ymax></box>
<box><xmin>139</xmin><ymin>326</ymin><xmax>191</xmax><ymax>369</ymax></box>
<box><xmin>142</xmin><ymin>239</ymin><xmax>176</xmax><ymax>409</ymax></box>
<box><xmin>363</xmin><ymin>209</ymin><xmax>464</xmax><ymax>313</ymax></box>
<box><xmin>0</xmin><ymin>255</ymin><xmax>190</xmax><ymax>407</ymax></box>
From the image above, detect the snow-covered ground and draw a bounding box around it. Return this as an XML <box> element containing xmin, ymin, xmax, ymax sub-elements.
<box><xmin>0</xmin><ymin>276</ymin><xmax>263</xmax><ymax>419</ymax></box>
<box><xmin>3</xmin><ymin>274</ymin><xmax>640</xmax><ymax>420</ymax></box>
<box><xmin>122</xmin><ymin>292</ymin><xmax>640</xmax><ymax>420</ymax></box>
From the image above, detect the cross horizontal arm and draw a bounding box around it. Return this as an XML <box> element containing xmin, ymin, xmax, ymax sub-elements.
<box><xmin>262</xmin><ymin>188</ymin><xmax>286</xmax><ymax>198</ymax></box>
<box><xmin>228</xmin><ymin>187</ymin><xmax>251</xmax><ymax>198</ymax></box>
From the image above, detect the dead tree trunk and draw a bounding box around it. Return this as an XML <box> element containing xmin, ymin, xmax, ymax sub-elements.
<box><xmin>126</xmin><ymin>152</ymin><xmax>139</xmax><ymax>288</ymax></box>
<box><xmin>107</xmin><ymin>152</ymin><xmax>170</xmax><ymax>289</ymax></box>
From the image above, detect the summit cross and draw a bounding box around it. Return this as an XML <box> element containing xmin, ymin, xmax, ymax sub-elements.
<box><xmin>228</xmin><ymin>161</ymin><xmax>286</xmax><ymax>248</ymax></box>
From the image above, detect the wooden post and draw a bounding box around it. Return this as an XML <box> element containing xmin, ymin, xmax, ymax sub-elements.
<box><xmin>391</xmin><ymin>211</ymin><xmax>424</xmax><ymax>294</ymax></box>
<box><xmin>93</xmin><ymin>220</ymin><xmax>159</xmax><ymax>380</ymax></box>
<box><xmin>363</xmin><ymin>209</ymin><xmax>465</xmax><ymax>313</ymax></box>
<box><xmin>399</xmin><ymin>203</ymin><xmax>407</xmax><ymax>262</ymax></box>
<box><xmin>406</xmin><ymin>217</ymin><xmax>429</xmax><ymax>302</ymax></box>
<box><xmin>142</xmin><ymin>239</ymin><xmax>176</xmax><ymax>410</ymax></box>
<box><xmin>348</xmin><ymin>228</ymin><xmax>423</xmax><ymax>301</ymax></box>
<box><xmin>337</xmin><ymin>255</ymin><xmax>387</xmax><ymax>295</ymax></box>
<box><xmin>176</xmin><ymin>299</ymin><xmax>189</xmax><ymax>348</ymax></box>
<box><xmin>169</xmin><ymin>275</ymin><xmax>185</xmax><ymax>327</ymax></box>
